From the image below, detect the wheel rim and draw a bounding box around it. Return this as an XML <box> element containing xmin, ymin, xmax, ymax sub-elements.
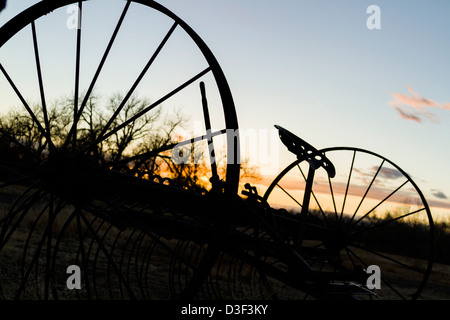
<box><xmin>0</xmin><ymin>0</ymin><xmax>239</xmax><ymax>299</ymax></box>
<box><xmin>263</xmin><ymin>147</ymin><xmax>434</xmax><ymax>300</ymax></box>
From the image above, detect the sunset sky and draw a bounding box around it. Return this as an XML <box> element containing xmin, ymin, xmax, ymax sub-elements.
<box><xmin>1</xmin><ymin>1</ymin><xmax>449</xmax><ymax>221</ymax></box>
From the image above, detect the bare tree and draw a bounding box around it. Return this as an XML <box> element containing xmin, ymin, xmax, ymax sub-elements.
<box><xmin>0</xmin><ymin>94</ymin><xmax>261</xmax><ymax>192</ymax></box>
<box><xmin>0</xmin><ymin>94</ymin><xmax>218</xmax><ymax>191</ymax></box>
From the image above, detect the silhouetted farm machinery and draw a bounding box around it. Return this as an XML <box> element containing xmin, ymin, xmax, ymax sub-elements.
<box><xmin>0</xmin><ymin>0</ymin><xmax>434</xmax><ymax>300</ymax></box>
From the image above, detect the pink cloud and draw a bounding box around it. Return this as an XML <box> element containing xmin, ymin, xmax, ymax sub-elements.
<box><xmin>389</xmin><ymin>85</ymin><xmax>450</xmax><ymax>123</ymax></box>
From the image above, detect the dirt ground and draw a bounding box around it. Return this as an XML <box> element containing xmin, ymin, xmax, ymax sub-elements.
<box><xmin>421</xmin><ymin>261</ymin><xmax>450</xmax><ymax>300</ymax></box>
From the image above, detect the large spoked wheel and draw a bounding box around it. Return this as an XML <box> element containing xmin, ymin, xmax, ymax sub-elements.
<box><xmin>263</xmin><ymin>147</ymin><xmax>434</xmax><ymax>300</ymax></box>
<box><xmin>0</xmin><ymin>0</ymin><xmax>239</xmax><ymax>299</ymax></box>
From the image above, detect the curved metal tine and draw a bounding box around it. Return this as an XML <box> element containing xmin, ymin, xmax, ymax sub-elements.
<box><xmin>14</xmin><ymin>196</ymin><xmax>65</xmax><ymax>299</ymax></box>
<box><xmin>77</xmin><ymin>210</ymin><xmax>138</xmax><ymax>299</ymax></box>
<box><xmin>118</xmin><ymin>227</ymin><xmax>138</xmax><ymax>299</ymax></box>
<box><xmin>44</xmin><ymin>193</ymin><xmax>56</xmax><ymax>300</ymax></box>
<box><xmin>146</xmin><ymin>231</ymin><xmax>197</xmax><ymax>269</ymax></box>
<box><xmin>130</xmin><ymin>232</ymin><xmax>148</xmax><ymax>298</ymax></box>
<box><xmin>98</xmin><ymin>224</ymin><xmax>121</xmax><ymax>299</ymax></box>
<box><xmin>21</xmin><ymin>197</ymin><xmax>54</xmax><ymax>278</ymax></box>
<box><xmin>168</xmin><ymin>240</ymin><xmax>178</xmax><ymax>296</ymax></box>
<box><xmin>63</xmin><ymin>1</ymin><xmax>132</xmax><ymax>151</ymax></box>
<box><xmin>169</xmin><ymin>240</ymin><xmax>183</xmax><ymax>296</ymax></box>
<box><xmin>50</xmin><ymin>210</ymin><xmax>78</xmax><ymax>300</ymax></box>
<box><xmin>0</xmin><ymin>63</ymin><xmax>49</xmax><ymax>141</ymax></box>
<box><xmin>236</xmin><ymin>257</ymin><xmax>246</xmax><ymax>298</ymax></box>
<box><xmin>204</xmin><ymin>251</ymin><xmax>220</xmax><ymax>300</ymax></box>
<box><xmin>142</xmin><ymin>233</ymin><xmax>161</xmax><ymax>299</ymax></box>
<box><xmin>190</xmin><ymin>242</ymin><xmax>207</xmax><ymax>298</ymax></box>
<box><xmin>76</xmin><ymin>212</ymin><xmax>106</xmax><ymax>299</ymax></box>
<box><xmin>93</xmin><ymin>219</ymin><xmax>133</xmax><ymax>299</ymax></box>
<box><xmin>0</xmin><ymin>161</ymin><xmax>33</xmax><ymax>180</ymax></box>
<box><xmin>90</xmin><ymin>66</ymin><xmax>211</xmax><ymax>152</ymax></box>
<box><xmin>140</xmin><ymin>234</ymin><xmax>153</xmax><ymax>299</ymax></box>
<box><xmin>0</xmin><ymin>183</ymin><xmax>40</xmax><ymax>238</ymax></box>
<box><xmin>80</xmin><ymin>212</ymin><xmax>125</xmax><ymax>299</ymax></box>
<box><xmin>0</xmin><ymin>186</ymin><xmax>43</xmax><ymax>248</ymax></box>
<box><xmin>87</xmin><ymin>217</ymin><xmax>109</xmax><ymax>299</ymax></box>
<box><xmin>31</xmin><ymin>21</ymin><xmax>55</xmax><ymax>152</ymax></box>
<box><xmin>345</xmin><ymin>246</ymin><xmax>407</xmax><ymax>300</ymax></box>
<box><xmin>296</xmin><ymin>164</ymin><xmax>328</xmax><ymax>224</ymax></box>
<box><xmin>339</xmin><ymin>150</ymin><xmax>356</xmax><ymax>225</ymax></box>
<box><xmin>180</xmin><ymin>241</ymin><xmax>204</xmax><ymax>299</ymax></box>
<box><xmin>15</xmin><ymin>229</ymin><xmax>50</xmax><ymax>298</ymax></box>
<box><xmin>178</xmin><ymin>241</ymin><xmax>192</xmax><ymax>296</ymax></box>
<box><xmin>232</xmin><ymin>256</ymin><xmax>244</xmax><ymax>298</ymax></box>
<box><xmin>90</xmin><ymin>21</ymin><xmax>178</xmax><ymax>149</ymax></box>
<box><xmin>213</xmin><ymin>252</ymin><xmax>225</xmax><ymax>299</ymax></box>
<box><xmin>133</xmin><ymin>231</ymin><xmax>148</xmax><ymax>297</ymax></box>
<box><xmin>352</xmin><ymin>180</ymin><xmax>409</xmax><ymax>227</ymax></box>
<box><xmin>106</xmin><ymin>228</ymin><xmax>124</xmax><ymax>299</ymax></box>
<box><xmin>0</xmin><ymin>172</ymin><xmax>39</xmax><ymax>195</ymax></box>
<box><xmin>74</xmin><ymin>208</ymin><xmax>93</xmax><ymax>299</ymax></box>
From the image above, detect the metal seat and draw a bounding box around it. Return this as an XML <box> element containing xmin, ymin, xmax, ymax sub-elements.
<box><xmin>275</xmin><ymin>125</ymin><xmax>335</xmax><ymax>178</ymax></box>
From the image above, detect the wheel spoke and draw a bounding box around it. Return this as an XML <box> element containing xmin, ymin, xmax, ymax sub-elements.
<box><xmin>63</xmin><ymin>1</ymin><xmax>132</xmax><ymax>151</ymax></box>
<box><xmin>276</xmin><ymin>183</ymin><xmax>302</xmax><ymax>208</ymax></box>
<box><xmin>94</xmin><ymin>22</ymin><xmax>178</xmax><ymax>147</ymax></box>
<box><xmin>354</xmin><ymin>207</ymin><xmax>427</xmax><ymax>236</ymax></box>
<box><xmin>264</xmin><ymin>147</ymin><xmax>433</xmax><ymax>300</ymax></box>
<box><xmin>72</xmin><ymin>1</ymin><xmax>83</xmax><ymax>150</ymax></box>
<box><xmin>90</xmin><ymin>66</ymin><xmax>211</xmax><ymax>150</ymax></box>
<box><xmin>31</xmin><ymin>21</ymin><xmax>54</xmax><ymax>151</ymax></box>
<box><xmin>349</xmin><ymin>243</ymin><xmax>427</xmax><ymax>275</ymax></box>
<box><xmin>0</xmin><ymin>0</ymin><xmax>241</xmax><ymax>300</ymax></box>
<box><xmin>344</xmin><ymin>246</ymin><xmax>357</xmax><ymax>269</ymax></box>
<box><xmin>0</xmin><ymin>63</ymin><xmax>48</xmax><ymax>140</ymax></box>
<box><xmin>110</xmin><ymin>128</ymin><xmax>227</xmax><ymax>167</ymax></box>
<box><xmin>345</xmin><ymin>246</ymin><xmax>407</xmax><ymax>300</ymax></box>
<box><xmin>352</xmin><ymin>180</ymin><xmax>409</xmax><ymax>227</ymax></box>
<box><xmin>326</xmin><ymin>174</ymin><xmax>339</xmax><ymax>224</ymax></box>
<box><xmin>89</xmin><ymin>67</ymin><xmax>211</xmax><ymax>149</ymax></box>
<box><xmin>350</xmin><ymin>159</ymin><xmax>385</xmax><ymax>224</ymax></box>
<box><xmin>340</xmin><ymin>150</ymin><xmax>356</xmax><ymax>225</ymax></box>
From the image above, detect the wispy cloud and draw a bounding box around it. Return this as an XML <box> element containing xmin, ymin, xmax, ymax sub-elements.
<box><xmin>389</xmin><ymin>85</ymin><xmax>450</xmax><ymax>123</ymax></box>
<box><xmin>432</xmin><ymin>190</ymin><xmax>448</xmax><ymax>200</ymax></box>
<box><xmin>354</xmin><ymin>167</ymin><xmax>403</xmax><ymax>180</ymax></box>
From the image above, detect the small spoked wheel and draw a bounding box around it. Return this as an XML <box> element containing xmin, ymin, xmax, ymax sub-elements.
<box><xmin>0</xmin><ymin>0</ymin><xmax>240</xmax><ymax>299</ymax></box>
<box><xmin>263</xmin><ymin>147</ymin><xmax>434</xmax><ymax>300</ymax></box>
